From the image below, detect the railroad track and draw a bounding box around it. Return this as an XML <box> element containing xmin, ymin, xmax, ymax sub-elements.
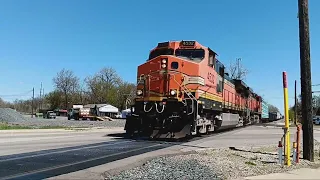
<box><xmin>0</xmin><ymin>124</ymin><xmax>250</xmax><ymax>180</ymax></box>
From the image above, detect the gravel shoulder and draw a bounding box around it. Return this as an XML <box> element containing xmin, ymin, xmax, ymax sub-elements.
<box><xmin>0</xmin><ymin>108</ymin><xmax>125</xmax><ymax>129</ymax></box>
<box><xmin>9</xmin><ymin>117</ymin><xmax>126</xmax><ymax>129</ymax></box>
<box><xmin>105</xmin><ymin>141</ymin><xmax>320</xmax><ymax>180</ymax></box>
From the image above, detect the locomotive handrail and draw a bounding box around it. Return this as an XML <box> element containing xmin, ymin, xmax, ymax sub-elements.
<box><xmin>172</xmin><ymin>74</ymin><xmax>197</xmax><ymax>116</ymax></box>
<box><xmin>172</xmin><ymin>74</ymin><xmax>197</xmax><ymax>100</ymax></box>
<box><xmin>139</xmin><ymin>71</ymin><xmax>161</xmax><ymax>98</ymax></box>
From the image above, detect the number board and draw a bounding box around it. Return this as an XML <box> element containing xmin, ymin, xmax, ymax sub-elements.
<box><xmin>180</xmin><ymin>41</ymin><xmax>195</xmax><ymax>47</ymax></box>
<box><xmin>207</xmin><ymin>72</ymin><xmax>215</xmax><ymax>84</ymax></box>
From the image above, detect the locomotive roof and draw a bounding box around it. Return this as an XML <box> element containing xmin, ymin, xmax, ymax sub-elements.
<box><xmin>153</xmin><ymin>40</ymin><xmax>218</xmax><ymax>55</ymax></box>
<box><xmin>150</xmin><ymin>40</ymin><xmax>263</xmax><ymax>99</ymax></box>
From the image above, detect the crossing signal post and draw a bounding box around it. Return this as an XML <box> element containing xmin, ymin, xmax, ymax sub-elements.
<box><xmin>298</xmin><ymin>0</ymin><xmax>314</xmax><ymax>161</ymax></box>
<box><xmin>283</xmin><ymin>72</ymin><xmax>291</xmax><ymax>166</ymax></box>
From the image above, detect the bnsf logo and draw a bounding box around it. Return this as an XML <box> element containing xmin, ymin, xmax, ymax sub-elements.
<box><xmin>207</xmin><ymin>72</ymin><xmax>214</xmax><ymax>84</ymax></box>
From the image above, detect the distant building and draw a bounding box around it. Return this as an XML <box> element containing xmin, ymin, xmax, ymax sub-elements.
<box><xmin>83</xmin><ymin>104</ymin><xmax>119</xmax><ymax>118</ymax></box>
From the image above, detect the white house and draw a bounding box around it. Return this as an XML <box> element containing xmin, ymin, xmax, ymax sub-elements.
<box><xmin>99</xmin><ymin>104</ymin><xmax>119</xmax><ymax>117</ymax></box>
<box><xmin>83</xmin><ymin>104</ymin><xmax>119</xmax><ymax>118</ymax></box>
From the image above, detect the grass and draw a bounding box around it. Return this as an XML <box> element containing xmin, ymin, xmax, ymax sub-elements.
<box><xmin>0</xmin><ymin>123</ymin><xmax>33</xmax><ymax>130</ymax></box>
<box><xmin>245</xmin><ymin>161</ymin><xmax>257</xmax><ymax>166</ymax></box>
<box><xmin>0</xmin><ymin>122</ymin><xmax>66</xmax><ymax>130</ymax></box>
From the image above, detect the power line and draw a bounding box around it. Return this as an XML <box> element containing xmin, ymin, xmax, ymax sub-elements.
<box><xmin>0</xmin><ymin>90</ymin><xmax>33</xmax><ymax>97</ymax></box>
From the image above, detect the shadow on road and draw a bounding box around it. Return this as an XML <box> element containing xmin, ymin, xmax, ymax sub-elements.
<box><xmin>0</xmin><ymin>140</ymin><xmax>170</xmax><ymax>180</ymax></box>
<box><xmin>229</xmin><ymin>146</ymin><xmax>303</xmax><ymax>160</ymax></box>
<box><xmin>105</xmin><ymin>126</ymin><xmax>241</xmax><ymax>142</ymax></box>
<box><xmin>229</xmin><ymin>146</ymin><xmax>278</xmax><ymax>156</ymax></box>
<box><xmin>253</xmin><ymin>123</ymin><xmax>284</xmax><ymax>128</ymax></box>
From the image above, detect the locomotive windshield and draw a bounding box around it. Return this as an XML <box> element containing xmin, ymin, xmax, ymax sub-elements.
<box><xmin>175</xmin><ymin>49</ymin><xmax>205</xmax><ymax>62</ymax></box>
<box><xmin>148</xmin><ymin>48</ymin><xmax>174</xmax><ymax>60</ymax></box>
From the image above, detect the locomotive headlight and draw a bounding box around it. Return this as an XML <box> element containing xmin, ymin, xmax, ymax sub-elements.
<box><xmin>161</xmin><ymin>58</ymin><xmax>168</xmax><ymax>69</ymax></box>
<box><xmin>170</xmin><ymin>89</ymin><xmax>177</xmax><ymax>96</ymax></box>
<box><xmin>136</xmin><ymin>89</ymin><xmax>143</xmax><ymax>96</ymax></box>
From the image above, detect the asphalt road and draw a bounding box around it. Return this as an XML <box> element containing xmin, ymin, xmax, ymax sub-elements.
<box><xmin>0</xmin><ymin>127</ymin><xmax>244</xmax><ymax>180</ymax></box>
<box><xmin>3</xmin><ymin>120</ymin><xmax>315</xmax><ymax>180</ymax></box>
<box><xmin>0</xmin><ymin>128</ymin><xmax>172</xmax><ymax>180</ymax></box>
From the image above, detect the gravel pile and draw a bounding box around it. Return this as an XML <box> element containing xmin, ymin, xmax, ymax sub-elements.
<box><xmin>106</xmin><ymin>157</ymin><xmax>220</xmax><ymax>180</ymax></box>
<box><xmin>0</xmin><ymin>108</ymin><xmax>125</xmax><ymax>128</ymax></box>
<box><xmin>0</xmin><ymin>108</ymin><xmax>28</xmax><ymax>123</ymax></box>
<box><xmin>106</xmin><ymin>141</ymin><xmax>320</xmax><ymax>180</ymax></box>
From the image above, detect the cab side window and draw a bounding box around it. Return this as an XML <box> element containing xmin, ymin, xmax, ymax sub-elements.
<box><xmin>208</xmin><ymin>51</ymin><xmax>215</xmax><ymax>68</ymax></box>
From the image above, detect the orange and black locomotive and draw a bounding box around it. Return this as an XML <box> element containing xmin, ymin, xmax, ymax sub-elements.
<box><xmin>125</xmin><ymin>40</ymin><xmax>262</xmax><ymax>139</ymax></box>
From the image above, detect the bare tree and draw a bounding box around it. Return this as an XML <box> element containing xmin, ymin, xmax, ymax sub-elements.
<box><xmin>45</xmin><ymin>90</ymin><xmax>64</xmax><ymax>110</ymax></box>
<box><xmin>53</xmin><ymin>69</ymin><xmax>80</xmax><ymax>109</ymax></box>
<box><xmin>228</xmin><ymin>58</ymin><xmax>249</xmax><ymax>80</ymax></box>
<box><xmin>8</xmin><ymin>66</ymin><xmax>138</xmax><ymax>114</ymax></box>
<box><xmin>268</xmin><ymin>104</ymin><xmax>279</xmax><ymax>113</ymax></box>
<box><xmin>0</xmin><ymin>98</ymin><xmax>13</xmax><ymax>108</ymax></box>
<box><xmin>115</xmin><ymin>81</ymin><xmax>136</xmax><ymax>110</ymax></box>
<box><xmin>85</xmin><ymin>67</ymin><xmax>121</xmax><ymax>104</ymax></box>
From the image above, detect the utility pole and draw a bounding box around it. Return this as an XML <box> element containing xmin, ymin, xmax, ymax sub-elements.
<box><xmin>39</xmin><ymin>82</ymin><xmax>42</xmax><ymax>110</ymax></box>
<box><xmin>298</xmin><ymin>0</ymin><xmax>314</xmax><ymax>161</ymax></box>
<box><xmin>295</xmin><ymin>80</ymin><xmax>298</xmax><ymax>125</ymax></box>
<box><xmin>237</xmin><ymin>58</ymin><xmax>241</xmax><ymax>79</ymax></box>
<box><xmin>42</xmin><ymin>87</ymin><xmax>44</xmax><ymax>109</ymax></box>
<box><xmin>31</xmin><ymin>87</ymin><xmax>34</xmax><ymax>118</ymax></box>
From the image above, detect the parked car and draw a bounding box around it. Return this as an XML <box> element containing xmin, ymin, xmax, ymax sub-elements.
<box><xmin>313</xmin><ymin>116</ymin><xmax>320</xmax><ymax>125</ymax></box>
<box><xmin>44</xmin><ymin>111</ymin><xmax>56</xmax><ymax>119</ymax></box>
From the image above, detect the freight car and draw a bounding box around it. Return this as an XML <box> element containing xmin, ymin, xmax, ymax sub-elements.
<box><xmin>125</xmin><ymin>40</ymin><xmax>262</xmax><ymax>139</ymax></box>
<box><xmin>261</xmin><ymin>100</ymin><xmax>269</xmax><ymax>123</ymax></box>
<box><xmin>269</xmin><ymin>112</ymin><xmax>281</xmax><ymax>121</ymax></box>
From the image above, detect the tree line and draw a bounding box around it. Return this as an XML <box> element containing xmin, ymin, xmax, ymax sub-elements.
<box><xmin>0</xmin><ymin>63</ymin><xmax>283</xmax><ymax>115</ymax></box>
<box><xmin>268</xmin><ymin>104</ymin><xmax>280</xmax><ymax>113</ymax></box>
<box><xmin>0</xmin><ymin>67</ymin><xmax>136</xmax><ymax>113</ymax></box>
<box><xmin>288</xmin><ymin>94</ymin><xmax>320</xmax><ymax>122</ymax></box>
<box><xmin>266</xmin><ymin>94</ymin><xmax>320</xmax><ymax>122</ymax></box>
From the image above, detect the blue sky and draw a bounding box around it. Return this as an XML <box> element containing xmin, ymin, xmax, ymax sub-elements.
<box><xmin>0</xmin><ymin>0</ymin><xmax>319</xmax><ymax>114</ymax></box>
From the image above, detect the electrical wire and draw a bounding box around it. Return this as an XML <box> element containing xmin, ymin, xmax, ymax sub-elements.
<box><xmin>0</xmin><ymin>90</ymin><xmax>33</xmax><ymax>97</ymax></box>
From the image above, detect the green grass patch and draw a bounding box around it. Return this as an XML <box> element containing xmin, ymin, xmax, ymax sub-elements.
<box><xmin>0</xmin><ymin>123</ymin><xmax>33</xmax><ymax>130</ymax></box>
